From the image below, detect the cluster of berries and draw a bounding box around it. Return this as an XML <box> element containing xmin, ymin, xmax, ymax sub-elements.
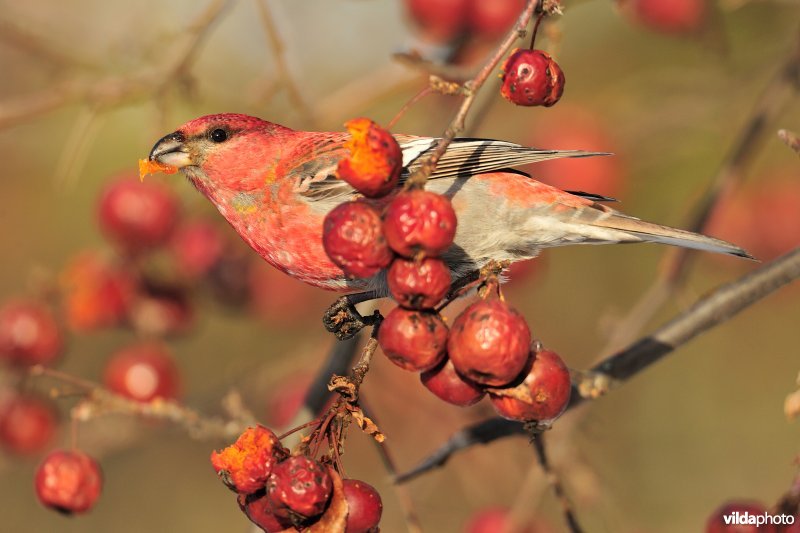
<box><xmin>0</xmin><ymin>175</ymin><xmax>229</xmax><ymax>515</ymax></box>
<box><xmin>322</xmin><ymin>118</ymin><xmax>572</xmax><ymax>424</ymax></box>
<box><xmin>211</xmin><ymin>426</ymin><xmax>382</xmax><ymax>532</ymax></box>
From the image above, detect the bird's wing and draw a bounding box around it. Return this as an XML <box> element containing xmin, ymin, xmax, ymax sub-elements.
<box><xmin>397</xmin><ymin>136</ymin><xmax>608</xmax><ymax>181</ymax></box>
<box><xmin>294</xmin><ymin>134</ymin><xmax>609</xmax><ymax>202</ymax></box>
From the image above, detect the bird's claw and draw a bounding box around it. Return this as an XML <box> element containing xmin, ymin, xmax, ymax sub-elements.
<box><xmin>323</xmin><ymin>296</ymin><xmax>378</xmax><ymax>340</ymax></box>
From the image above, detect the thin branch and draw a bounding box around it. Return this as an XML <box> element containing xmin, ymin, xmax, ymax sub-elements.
<box><xmin>395</xmin><ymin>418</ymin><xmax>526</xmax><ymax>483</ymax></box>
<box><xmin>404</xmin><ymin>0</ymin><xmax>541</xmax><ymax>187</ymax></box>
<box><xmin>397</xmin><ymin>247</ymin><xmax>800</xmax><ymax>481</ymax></box>
<box><xmin>576</xmin><ymin>246</ymin><xmax>800</xmax><ymax>400</ymax></box>
<box><xmin>387</xmin><ymin>86</ymin><xmax>434</xmax><ymax>129</ymax></box>
<box><xmin>31</xmin><ymin>366</ymin><xmax>252</xmax><ymax>441</ymax></box>
<box><xmin>599</xmin><ymin>30</ymin><xmax>800</xmax><ymax>354</ymax></box>
<box><xmin>529</xmin><ymin>431</ymin><xmax>583</xmax><ymax>533</ymax></box>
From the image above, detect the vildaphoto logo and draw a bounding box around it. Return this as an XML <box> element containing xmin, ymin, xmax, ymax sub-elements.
<box><xmin>723</xmin><ymin>510</ymin><xmax>796</xmax><ymax>527</ymax></box>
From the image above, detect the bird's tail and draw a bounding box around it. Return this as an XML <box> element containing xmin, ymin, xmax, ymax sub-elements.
<box><xmin>589</xmin><ymin>210</ymin><xmax>754</xmax><ymax>259</ymax></box>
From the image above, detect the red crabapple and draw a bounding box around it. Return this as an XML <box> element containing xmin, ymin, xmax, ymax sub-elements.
<box><xmin>448</xmin><ymin>299</ymin><xmax>531</xmax><ymax>386</ymax></box>
<box><xmin>342</xmin><ymin>478</ymin><xmax>383</xmax><ymax>533</ymax></box>
<box><xmin>0</xmin><ymin>393</ymin><xmax>57</xmax><ymax>455</ymax></box>
<box><xmin>420</xmin><ymin>358</ymin><xmax>485</xmax><ymax>407</ymax></box>
<box><xmin>383</xmin><ymin>190</ymin><xmax>457</xmax><ymax>258</ymax></box>
<box><xmin>266</xmin><ymin>456</ymin><xmax>333</xmax><ymax>521</ymax></box>
<box><xmin>489</xmin><ymin>349</ymin><xmax>571</xmax><ymax>422</ymax></box>
<box><xmin>387</xmin><ymin>257</ymin><xmax>451</xmax><ymax>309</ymax></box>
<box><xmin>323</xmin><ymin>201</ymin><xmax>394</xmax><ymax>279</ymax></box>
<box><xmin>97</xmin><ymin>174</ymin><xmax>180</xmax><ymax>252</ymax></box>
<box><xmin>103</xmin><ymin>342</ymin><xmax>180</xmax><ymax>403</ymax></box>
<box><xmin>35</xmin><ymin>450</ymin><xmax>102</xmax><ymax>515</ymax></box>
<box><xmin>338</xmin><ymin>118</ymin><xmax>402</xmax><ymax>198</ymax></box>
<box><xmin>211</xmin><ymin>426</ymin><xmax>287</xmax><ymax>495</ymax></box>
<box><xmin>378</xmin><ymin>307</ymin><xmax>448</xmax><ymax>372</ymax></box>
<box><xmin>501</xmin><ymin>49</ymin><xmax>565</xmax><ymax>107</ymax></box>
<box><xmin>0</xmin><ymin>300</ymin><xmax>62</xmax><ymax>367</ymax></box>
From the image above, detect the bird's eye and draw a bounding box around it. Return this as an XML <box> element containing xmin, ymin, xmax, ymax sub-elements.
<box><xmin>209</xmin><ymin>128</ymin><xmax>228</xmax><ymax>143</ymax></box>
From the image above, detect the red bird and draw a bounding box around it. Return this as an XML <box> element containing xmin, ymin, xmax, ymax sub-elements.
<box><xmin>148</xmin><ymin>113</ymin><xmax>749</xmax><ymax>298</ymax></box>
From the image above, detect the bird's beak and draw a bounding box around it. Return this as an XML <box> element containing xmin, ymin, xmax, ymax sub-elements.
<box><xmin>148</xmin><ymin>131</ymin><xmax>192</xmax><ymax>168</ymax></box>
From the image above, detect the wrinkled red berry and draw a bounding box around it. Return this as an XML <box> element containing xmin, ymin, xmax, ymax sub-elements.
<box><xmin>501</xmin><ymin>49</ymin><xmax>565</xmax><ymax>107</ymax></box>
<box><xmin>35</xmin><ymin>450</ymin><xmax>102</xmax><ymax>514</ymax></box>
<box><xmin>448</xmin><ymin>299</ymin><xmax>531</xmax><ymax>386</ymax></box>
<box><xmin>238</xmin><ymin>493</ymin><xmax>293</xmax><ymax>533</ymax></box>
<box><xmin>338</xmin><ymin>118</ymin><xmax>402</xmax><ymax>198</ymax></box>
<box><xmin>383</xmin><ymin>190</ymin><xmax>457</xmax><ymax>258</ymax></box>
<box><xmin>343</xmin><ymin>479</ymin><xmax>383</xmax><ymax>533</ymax></box>
<box><xmin>0</xmin><ymin>300</ymin><xmax>62</xmax><ymax>367</ymax></box>
<box><xmin>420</xmin><ymin>358</ymin><xmax>485</xmax><ymax>407</ymax></box>
<box><xmin>706</xmin><ymin>500</ymin><xmax>776</xmax><ymax>533</ymax></box>
<box><xmin>323</xmin><ymin>201</ymin><xmax>393</xmax><ymax>279</ymax></box>
<box><xmin>103</xmin><ymin>342</ymin><xmax>180</xmax><ymax>403</ymax></box>
<box><xmin>378</xmin><ymin>307</ymin><xmax>448</xmax><ymax>372</ymax></box>
<box><xmin>61</xmin><ymin>251</ymin><xmax>136</xmax><ymax>331</ymax></box>
<box><xmin>169</xmin><ymin>219</ymin><xmax>226</xmax><ymax>279</ymax></box>
<box><xmin>0</xmin><ymin>392</ymin><xmax>57</xmax><ymax>455</ymax></box>
<box><xmin>421</xmin><ymin>358</ymin><xmax>485</xmax><ymax>407</ymax></box>
<box><xmin>626</xmin><ymin>0</ymin><xmax>706</xmax><ymax>35</ymax></box>
<box><xmin>405</xmin><ymin>0</ymin><xmax>468</xmax><ymax>42</ymax></box>
<box><xmin>388</xmin><ymin>257</ymin><xmax>451</xmax><ymax>309</ymax></box>
<box><xmin>211</xmin><ymin>426</ymin><xmax>287</xmax><ymax>495</ymax></box>
<box><xmin>490</xmin><ymin>349</ymin><xmax>571</xmax><ymax>422</ymax></box>
<box><xmin>97</xmin><ymin>174</ymin><xmax>180</xmax><ymax>252</ymax></box>
<box><xmin>466</xmin><ymin>0</ymin><xmax>524</xmax><ymax>39</ymax></box>
<box><xmin>266</xmin><ymin>456</ymin><xmax>333</xmax><ymax>520</ymax></box>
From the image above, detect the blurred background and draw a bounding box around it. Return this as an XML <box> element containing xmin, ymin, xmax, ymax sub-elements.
<box><xmin>0</xmin><ymin>0</ymin><xmax>798</xmax><ymax>531</ymax></box>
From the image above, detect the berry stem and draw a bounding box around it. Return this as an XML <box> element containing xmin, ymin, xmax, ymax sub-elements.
<box><xmin>388</xmin><ymin>86</ymin><xmax>434</xmax><ymax>129</ymax></box>
<box><xmin>528</xmin><ymin>12</ymin><xmax>546</xmax><ymax>51</ymax></box>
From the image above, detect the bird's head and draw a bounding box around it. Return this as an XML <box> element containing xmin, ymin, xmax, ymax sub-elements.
<box><xmin>148</xmin><ymin>113</ymin><xmax>293</xmax><ymax>193</ymax></box>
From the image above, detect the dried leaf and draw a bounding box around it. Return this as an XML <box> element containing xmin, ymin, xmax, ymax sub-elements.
<box><xmin>348</xmin><ymin>405</ymin><xmax>385</xmax><ymax>443</ymax></box>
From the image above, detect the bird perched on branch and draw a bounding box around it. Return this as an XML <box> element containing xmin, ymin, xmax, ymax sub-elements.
<box><xmin>148</xmin><ymin>113</ymin><xmax>750</xmax><ymax>299</ymax></box>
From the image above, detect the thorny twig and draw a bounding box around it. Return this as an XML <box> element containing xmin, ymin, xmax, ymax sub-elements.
<box><xmin>397</xmin><ymin>247</ymin><xmax>800</xmax><ymax>481</ymax></box>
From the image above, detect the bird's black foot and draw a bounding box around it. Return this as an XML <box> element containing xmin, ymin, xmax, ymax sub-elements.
<box><xmin>323</xmin><ymin>296</ymin><xmax>379</xmax><ymax>340</ymax></box>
